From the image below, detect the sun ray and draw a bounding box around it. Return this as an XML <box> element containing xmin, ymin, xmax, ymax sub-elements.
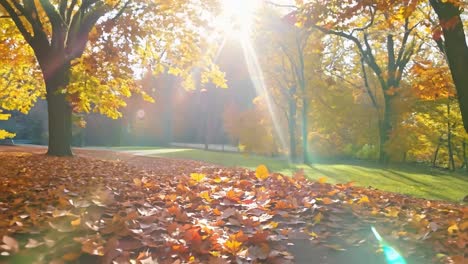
<box><xmin>240</xmin><ymin>38</ymin><xmax>289</xmax><ymax>157</ymax></box>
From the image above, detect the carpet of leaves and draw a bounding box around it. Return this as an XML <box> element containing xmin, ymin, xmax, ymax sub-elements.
<box><xmin>0</xmin><ymin>152</ymin><xmax>466</xmax><ymax>264</ymax></box>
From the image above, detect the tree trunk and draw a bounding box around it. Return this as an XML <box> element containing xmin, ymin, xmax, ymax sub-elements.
<box><xmin>301</xmin><ymin>97</ymin><xmax>310</xmax><ymax>164</ymax></box>
<box><xmin>447</xmin><ymin>99</ymin><xmax>455</xmax><ymax>170</ymax></box>
<box><xmin>46</xmin><ymin>87</ymin><xmax>73</xmax><ymax>156</ymax></box>
<box><xmin>379</xmin><ymin>96</ymin><xmax>392</xmax><ymax>164</ymax></box>
<box><xmin>463</xmin><ymin>141</ymin><xmax>467</xmax><ymax>172</ymax></box>
<box><xmin>288</xmin><ymin>89</ymin><xmax>297</xmax><ymax>161</ymax></box>
<box><xmin>432</xmin><ymin>138</ymin><xmax>442</xmax><ymax>167</ymax></box>
<box><xmin>430</xmin><ymin>0</ymin><xmax>468</xmax><ymax>133</ymax></box>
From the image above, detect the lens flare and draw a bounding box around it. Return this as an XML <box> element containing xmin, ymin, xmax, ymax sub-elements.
<box><xmin>371</xmin><ymin>226</ymin><xmax>407</xmax><ymax>264</ymax></box>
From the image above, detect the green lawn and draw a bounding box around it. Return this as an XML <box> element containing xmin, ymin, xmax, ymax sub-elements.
<box><xmin>112</xmin><ymin>147</ymin><xmax>468</xmax><ymax>202</ymax></box>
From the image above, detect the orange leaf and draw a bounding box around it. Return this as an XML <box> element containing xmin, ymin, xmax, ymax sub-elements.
<box><xmin>71</xmin><ymin>218</ymin><xmax>81</xmax><ymax>227</ymax></box>
<box><xmin>62</xmin><ymin>252</ymin><xmax>81</xmax><ymax>261</ymax></box>
<box><xmin>226</xmin><ymin>189</ymin><xmax>242</xmax><ymax>202</ymax></box>
<box><xmin>230</xmin><ymin>231</ymin><xmax>248</xmax><ymax>242</ymax></box>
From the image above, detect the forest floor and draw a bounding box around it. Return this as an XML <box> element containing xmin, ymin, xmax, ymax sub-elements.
<box><xmin>107</xmin><ymin>146</ymin><xmax>468</xmax><ymax>202</ymax></box>
<box><xmin>0</xmin><ymin>146</ymin><xmax>466</xmax><ymax>264</ymax></box>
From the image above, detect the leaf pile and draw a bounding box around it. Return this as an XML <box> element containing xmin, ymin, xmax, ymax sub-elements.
<box><xmin>0</xmin><ymin>152</ymin><xmax>466</xmax><ymax>263</ymax></box>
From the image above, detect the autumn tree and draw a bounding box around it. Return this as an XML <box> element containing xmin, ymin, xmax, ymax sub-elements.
<box><xmin>0</xmin><ymin>0</ymin><xmax>224</xmax><ymax>156</ymax></box>
<box><xmin>0</xmin><ymin>20</ymin><xmax>43</xmax><ymax>139</ymax></box>
<box><xmin>257</xmin><ymin>8</ymin><xmax>319</xmax><ymax>163</ymax></box>
<box><xmin>401</xmin><ymin>55</ymin><xmax>467</xmax><ymax>169</ymax></box>
<box><xmin>289</xmin><ymin>1</ymin><xmax>431</xmax><ymax>163</ymax></box>
<box><xmin>223</xmin><ymin>96</ymin><xmax>282</xmax><ymax>155</ymax></box>
<box><xmin>255</xmin><ymin>10</ymin><xmax>300</xmax><ymax>161</ymax></box>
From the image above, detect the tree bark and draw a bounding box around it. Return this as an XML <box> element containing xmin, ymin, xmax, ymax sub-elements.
<box><xmin>463</xmin><ymin>141</ymin><xmax>467</xmax><ymax>172</ymax></box>
<box><xmin>45</xmin><ymin>64</ymin><xmax>73</xmax><ymax>156</ymax></box>
<box><xmin>430</xmin><ymin>0</ymin><xmax>468</xmax><ymax>133</ymax></box>
<box><xmin>378</xmin><ymin>96</ymin><xmax>392</xmax><ymax>164</ymax></box>
<box><xmin>447</xmin><ymin>99</ymin><xmax>455</xmax><ymax>170</ymax></box>
<box><xmin>288</xmin><ymin>87</ymin><xmax>297</xmax><ymax>161</ymax></box>
<box><xmin>301</xmin><ymin>97</ymin><xmax>310</xmax><ymax>164</ymax></box>
<box><xmin>432</xmin><ymin>137</ymin><xmax>442</xmax><ymax>167</ymax></box>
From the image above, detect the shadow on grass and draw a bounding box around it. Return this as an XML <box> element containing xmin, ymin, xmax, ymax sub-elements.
<box><xmin>148</xmin><ymin>148</ymin><xmax>466</xmax><ymax>201</ymax></box>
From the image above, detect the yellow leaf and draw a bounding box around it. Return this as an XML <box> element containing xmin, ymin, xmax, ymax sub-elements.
<box><xmin>0</xmin><ymin>130</ymin><xmax>15</xmax><ymax>139</ymax></box>
<box><xmin>447</xmin><ymin>224</ymin><xmax>459</xmax><ymax>234</ymax></box>
<box><xmin>314</xmin><ymin>212</ymin><xmax>323</xmax><ymax>224</ymax></box>
<box><xmin>168</xmin><ymin>67</ymin><xmax>182</xmax><ymax>76</ymax></box>
<box><xmin>255</xmin><ymin>165</ymin><xmax>269</xmax><ymax>180</ymax></box>
<box><xmin>133</xmin><ymin>178</ymin><xmax>142</xmax><ymax>187</ymax></box>
<box><xmin>71</xmin><ymin>218</ymin><xmax>81</xmax><ymax>227</ymax></box>
<box><xmin>0</xmin><ymin>113</ymin><xmax>11</xmax><ymax>120</ymax></box>
<box><xmin>199</xmin><ymin>191</ymin><xmax>212</xmax><ymax>202</ymax></box>
<box><xmin>190</xmin><ymin>173</ymin><xmax>206</xmax><ymax>183</ymax></box>
<box><xmin>358</xmin><ymin>195</ymin><xmax>370</xmax><ymax>204</ymax></box>
<box><xmin>385</xmin><ymin>207</ymin><xmax>400</xmax><ymax>218</ymax></box>
<box><xmin>210</xmin><ymin>251</ymin><xmax>221</xmax><ymax>257</ymax></box>
<box><xmin>267</xmin><ymin>221</ymin><xmax>279</xmax><ymax>229</ymax></box>
<box><xmin>317</xmin><ymin>177</ymin><xmax>327</xmax><ymax>184</ymax></box>
<box><xmin>224</xmin><ymin>239</ymin><xmax>242</xmax><ymax>254</ymax></box>
<box><xmin>213</xmin><ymin>176</ymin><xmax>222</xmax><ymax>183</ymax></box>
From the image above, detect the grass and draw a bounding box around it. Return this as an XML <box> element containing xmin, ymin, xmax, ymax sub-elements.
<box><xmin>112</xmin><ymin>147</ymin><xmax>468</xmax><ymax>202</ymax></box>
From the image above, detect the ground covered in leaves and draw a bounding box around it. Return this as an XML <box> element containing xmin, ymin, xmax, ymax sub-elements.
<box><xmin>0</xmin><ymin>149</ymin><xmax>466</xmax><ymax>264</ymax></box>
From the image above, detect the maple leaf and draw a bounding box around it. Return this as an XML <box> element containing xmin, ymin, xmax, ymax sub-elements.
<box><xmin>224</xmin><ymin>239</ymin><xmax>242</xmax><ymax>254</ymax></box>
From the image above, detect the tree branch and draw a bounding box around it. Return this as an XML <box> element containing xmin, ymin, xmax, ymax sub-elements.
<box><xmin>66</xmin><ymin>0</ymin><xmax>78</xmax><ymax>24</ymax></box>
<box><xmin>0</xmin><ymin>0</ymin><xmax>33</xmax><ymax>43</ymax></box>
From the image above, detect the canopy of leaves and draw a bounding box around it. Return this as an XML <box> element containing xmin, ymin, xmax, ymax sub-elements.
<box><xmin>0</xmin><ymin>0</ymin><xmax>226</xmax><ymax>123</ymax></box>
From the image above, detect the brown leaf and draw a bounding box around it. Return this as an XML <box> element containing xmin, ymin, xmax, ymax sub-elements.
<box><xmin>2</xmin><ymin>236</ymin><xmax>19</xmax><ymax>253</ymax></box>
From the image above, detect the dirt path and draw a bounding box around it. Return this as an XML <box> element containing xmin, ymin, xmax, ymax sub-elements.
<box><xmin>0</xmin><ymin>146</ymin><xmax>432</xmax><ymax>264</ymax></box>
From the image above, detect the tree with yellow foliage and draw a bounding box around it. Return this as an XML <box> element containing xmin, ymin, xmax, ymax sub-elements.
<box><xmin>0</xmin><ymin>0</ymin><xmax>225</xmax><ymax>155</ymax></box>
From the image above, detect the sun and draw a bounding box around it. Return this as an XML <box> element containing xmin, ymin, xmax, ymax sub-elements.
<box><xmin>219</xmin><ymin>0</ymin><xmax>260</xmax><ymax>40</ymax></box>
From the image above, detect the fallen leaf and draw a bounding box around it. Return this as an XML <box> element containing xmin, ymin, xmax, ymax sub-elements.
<box><xmin>317</xmin><ymin>177</ymin><xmax>327</xmax><ymax>184</ymax></box>
<box><xmin>190</xmin><ymin>173</ymin><xmax>206</xmax><ymax>183</ymax></box>
<box><xmin>2</xmin><ymin>236</ymin><xmax>18</xmax><ymax>253</ymax></box>
<box><xmin>255</xmin><ymin>165</ymin><xmax>269</xmax><ymax>180</ymax></box>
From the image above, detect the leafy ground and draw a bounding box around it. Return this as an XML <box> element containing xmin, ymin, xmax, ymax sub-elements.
<box><xmin>0</xmin><ymin>147</ymin><xmax>466</xmax><ymax>264</ymax></box>
<box><xmin>113</xmin><ymin>147</ymin><xmax>468</xmax><ymax>202</ymax></box>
